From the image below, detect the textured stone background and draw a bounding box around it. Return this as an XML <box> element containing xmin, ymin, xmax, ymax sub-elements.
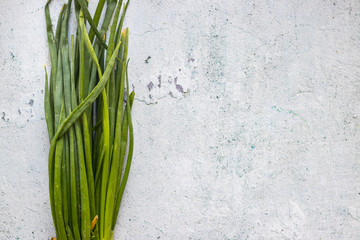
<box><xmin>1</xmin><ymin>0</ymin><xmax>360</xmax><ymax>239</ymax></box>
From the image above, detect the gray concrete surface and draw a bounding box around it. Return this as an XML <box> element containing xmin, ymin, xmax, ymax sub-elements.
<box><xmin>1</xmin><ymin>0</ymin><xmax>360</xmax><ymax>239</ymax></box>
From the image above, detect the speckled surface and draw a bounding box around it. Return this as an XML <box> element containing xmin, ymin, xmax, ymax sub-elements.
<box><xmin>1</xmin><ymin>0</ymin><xmax>360</xmax><ymax>239</ymax></box>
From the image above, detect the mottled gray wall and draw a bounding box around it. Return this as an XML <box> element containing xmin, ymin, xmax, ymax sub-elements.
<box><xmin>1</xmin><ymin>0</ymin><xmax>360</xmax><ymax>239</ymax></box>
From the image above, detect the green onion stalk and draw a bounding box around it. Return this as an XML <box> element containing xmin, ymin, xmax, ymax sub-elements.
<box><xmin>44</xmin><ymin>0</ymin><xmax>134</xmax><ymax>239</ymax></box>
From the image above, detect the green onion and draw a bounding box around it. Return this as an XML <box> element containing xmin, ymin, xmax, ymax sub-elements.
<box><xmin>44</xmin><ymin>1</ymin><xmax>134</xmax><ymax>239</ymax></box>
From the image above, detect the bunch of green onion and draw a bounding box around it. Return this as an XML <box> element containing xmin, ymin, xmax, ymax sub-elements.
<box><xmin>44</xmin><ymin>0</ymin><xmax>134</xmax><ymax>239</ymax></box>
